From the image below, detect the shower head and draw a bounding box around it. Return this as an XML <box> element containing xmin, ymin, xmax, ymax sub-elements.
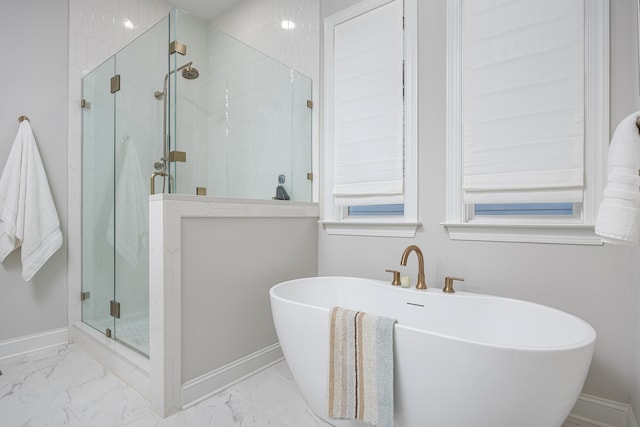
<box><xmin>154</xmin><ymin>62</ymin><xmax>200</xmax><ymax>99</ymax></box>
<box><xmin>181</xmin><ymin>65</ymin><xmax>199</xmax><ymax>80</ymax></box>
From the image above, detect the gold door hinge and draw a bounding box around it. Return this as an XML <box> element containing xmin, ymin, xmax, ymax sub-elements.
<box><xmin>168</xmin><ymin>151</ymin><xmax>187</xmax><ymax>162</ymax></box>
<box><xmin>170</xmin><ymin>40</ymin><xmax>187</xmax><ymax>56</ymax></box>
<box><xmin>81</xmin><ymin>99</ymin><xmax>90</xmax><ymax>108</ymax></box>
<box><xmin>110</xmin><ymin>75</ymin><xmax>121</xmax><ymax>93</ymax></box>
<box><xmin>105</xmin><ymin>328</ymin><xmax>112</xmax><ymax>338</ymax></box>
<box><xmin>196</xmin><ymin>187</ymin><xmax>207</xmax><ymax>196</ymax></box>
<box><xmin>110</xmin><ymin>300</ymin><xmax>121</xmax><ymax>319</ymax></box>
<box><xmin>81</xmin><ymin>291</ymin><xmax>90</xmax><ymax>301</ymax></box>
<box><xmin>306</xmin><ymin>100</ymin><xmax>313</xmax><ymax>109</ymax></box>
<box><xmin>306</xmin><ymin>172</ymin><xmax>314</xmax><ymax>181</ymax></box>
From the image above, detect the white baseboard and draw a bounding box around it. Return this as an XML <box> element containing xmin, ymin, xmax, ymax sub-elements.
<box><xmin>71</xmin><ymin>322</ymin><xmax>150</xmax><ymax>399</ymax></box>
<box><xmin>0</xmin><ymin>327</ymin><xmax>67</xmax><ymax>360</ymax></box>
<box><xmin>181</xmin><ymin>343</ymin><xmax>283</xmax><ymax>408</ymax></box>
<box><xmin>570</xmin><ymin>393</ymin><xmax>637</xmax><ymax>427</ymax></box>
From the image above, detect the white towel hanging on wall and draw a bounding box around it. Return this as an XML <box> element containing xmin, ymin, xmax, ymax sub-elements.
<box><xmin>0</xmin><ymin>119</ymin><xmax>63</xmax><ymax>280</ymax></box>
<box><xmin>595</xmin><ymin>111</ymin><xmax>640</xmax><ymax>245</ymax></box>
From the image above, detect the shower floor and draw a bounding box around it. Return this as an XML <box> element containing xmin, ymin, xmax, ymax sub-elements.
<box><xmin>116</xmin><ymin>319</ymin><xmax>149</xmax><ymax>356</ymax></box>
<box><xmin>84</xmin><ymin>317</ymin><xmax>149</xmax><ymax>356</ymax></box>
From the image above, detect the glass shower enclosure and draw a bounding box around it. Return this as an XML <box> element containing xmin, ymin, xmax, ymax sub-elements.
<box><xmin>81</xmin><ymin>9</ymin><xmax>312</xmax><ymax>356</ymax></box>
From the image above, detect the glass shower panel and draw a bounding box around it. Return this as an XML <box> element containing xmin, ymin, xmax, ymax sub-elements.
<box><xmin>167</xmin><ymin>9</ymin><xmax>177</xmax><ymax>194</ymax></box>
<box><xmin>112</xmin><ymin>16</ymin><xmax>168</xmax><ymax>356</ymax></box>
<box><xmin>81</xmin><ymin>57</ymin><xmax>115</xmax><ymax>336</ymax></box>
<box><xmin>170</xmin><ymin>9</ymin><xmax>207</xmax><ymax>195</ymax></box>
<box><xmin>171</xmin><ymin>11</ymin><xmax>313</xmax><ymax>201</ymax></box>
<box><xmin>291</xmin><ymin>72</ymin><xmax>313</xmax><ymax>202</ymax></box>
<box><xmin>220</xmin><ymin>45</ymin><xmax>313</xmax><ymax>201</ymax></box>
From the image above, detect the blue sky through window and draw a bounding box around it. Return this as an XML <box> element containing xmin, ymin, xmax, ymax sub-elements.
<box><xmin>474</xmin><ymin>203</ymin><xmax>573</xmax><ymax>216</ymax></box>
<box><xmin>349</xmin><ymin>204</ymin><xmax>405</xmax><ymax>216</ymax></box>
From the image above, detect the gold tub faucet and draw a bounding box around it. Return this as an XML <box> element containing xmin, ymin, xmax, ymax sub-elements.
<box><xmin>400</xmin><ymin>245</ymin><xmax>426</xmax><ymax>290</ymax></box>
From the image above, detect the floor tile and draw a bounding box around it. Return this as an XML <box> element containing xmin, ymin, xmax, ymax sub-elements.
<box><xmin>37</xmin><ymin>344</ymin><xmax>108</xmax><ymax>390</ymax></box>
<box><xmin>66</xmin><ymin>373</ymin><xmax>151</xmax><ymax>427</ymax></box>
<box><xmin>0</xmin><ymin>353</ymin><xmax>40</xmax><ymax>386</ymax></box>
<box><xmin>228</xmin><ymin>367</ymin><xmax>330</xmax><ymax>427</ymax></box>
<box><xmin>0</xmin><ymin>344</ymin><xmax>600</xmax><ymax>427</ymax></box>
<box><xmin>0</xmin><ymin>366</ymin><xmax>73</xmax><ymax>426</ymax></box>
<box><xmin>562</xmin><ymin>416</ymin><xmax>605</xmax><ymax>427</ymax></box>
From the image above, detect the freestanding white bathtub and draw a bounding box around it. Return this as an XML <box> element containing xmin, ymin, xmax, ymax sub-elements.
<box><xmin>270</xmin><ymin>276</ymin><xmax>596</xmax><ymax>427</ymax></box>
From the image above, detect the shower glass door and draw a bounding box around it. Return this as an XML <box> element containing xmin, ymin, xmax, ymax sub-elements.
<box><xmin>81</xmin><ymin>57</ymin><xmax>116</xmax><ymax>337</ymax></box>
<box><xmin>81</xmin><ymin>15</ymin><xmax>169</xmax><ymax>357</ymax></box>
<box><xmin>111</xmin><ymin>16</ymin><xmax>168</xmax><ymax>356</ymax></box>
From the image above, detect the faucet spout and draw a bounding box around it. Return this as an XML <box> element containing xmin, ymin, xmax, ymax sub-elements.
<box><xmin>400</xmin><ymin>245</ymin><xmax>426</xmax><ymax>290</ymax></box>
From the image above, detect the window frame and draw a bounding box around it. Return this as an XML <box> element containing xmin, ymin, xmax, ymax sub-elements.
<box><xmin>442</xmin><ymin>0</ymin><xmax>609</xmax><ymax>245</ymax></box>
<box><xmin>321</xmin><ymin>0</ymin><xmax>419</xmax><ymax>238</ymax></box>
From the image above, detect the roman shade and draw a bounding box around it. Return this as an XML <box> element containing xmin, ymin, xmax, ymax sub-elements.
<box><xmin>462</xmin><ymin>0</ymin><xmax>585</xmax><ymax>204</ymax></box>
<box><xmin>332</xmin><ymin>0</ymin><xmax>404</xmax><ymax>207</ymax></box>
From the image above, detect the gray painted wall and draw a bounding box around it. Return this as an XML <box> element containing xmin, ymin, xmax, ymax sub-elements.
<box><xmin>0</xmin><ymin>0</ymin><xmax>68</xmax><ymax>341</ymax></box>
<box><xmin>181</xmin><ymin>216</ymin><xmax>318</xmax><ymax>382</ymax></box>
<box><xmin>319</xmin><ymin>0</ymin><xmax>640</xmax><ymax>405</ymax></box>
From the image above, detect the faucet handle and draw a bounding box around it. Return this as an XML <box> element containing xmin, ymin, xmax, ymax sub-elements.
<box><xmin>443</xmin><ymin>276</ymin><xmax>464</xmax><ymax>293</ymax></box>
<box><xmin>385</xmin><ymin>269</ymin><xmax>401</xmax><ymax>286</ymax></box>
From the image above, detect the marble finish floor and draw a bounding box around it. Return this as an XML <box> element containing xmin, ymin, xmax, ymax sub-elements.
<box><xmin>115</xmin><ymin>320</ymin><xmax>150</xmax><ymax>357</ymax></box>
<box><xmin>0</xmin><ymin>344</ymin><xmax>601</xmax><ymax>427</ymax></box>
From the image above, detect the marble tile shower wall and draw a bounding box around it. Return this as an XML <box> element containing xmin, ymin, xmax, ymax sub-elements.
<box><xmin>67</xmin><ymin>0</ymin><xmax>174</xmax><ymax>328</ymax></box>
<box><xmin>211</xmin><ymin>0</ymin><xmax>319</xmax><ymax>82</ymax></box>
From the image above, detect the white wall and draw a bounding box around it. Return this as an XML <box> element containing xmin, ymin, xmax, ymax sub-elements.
<box><xmin>210</xmin><ymin>0</ymin><xmax>319</xmax><ymax>98</ymax></box>
<box><xmin>633</xmin><ymin>244</ymin><xmax>640</xmax><ymax>417</ymax></box>
<box><xmin>0</xmin><ymin>0</ymin><xmax>68</xmax><ymax>342</ymax></box>
<box><xmin>319</xmin><ymin>0</ymin><xmax>640</xmax><ymax>405</ymax></box>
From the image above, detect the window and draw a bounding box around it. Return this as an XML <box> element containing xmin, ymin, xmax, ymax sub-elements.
<box><xmin>474</xmin><ymin>203</ymin><xmax>574</xmax><ymax>217</ymax></box>
<box><xmin>349</xmin><ymin>204</ymin><xmax>405</xmax><ymax>216</ymax></box>
<box><xmin>321</xmin><ymin>0</ymin><xmax>418</xmax><ymax>237</ymax></box>
<box><xmin>444</xmin><ymin>0</ymin><xmax>609</xmax><ymax>245</ymax></box>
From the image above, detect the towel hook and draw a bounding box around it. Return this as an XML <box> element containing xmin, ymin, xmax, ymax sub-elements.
<box><xmin>18</xmin><ymin>115</ymin><xmax>29</xmax><ymax>123</ymax></box>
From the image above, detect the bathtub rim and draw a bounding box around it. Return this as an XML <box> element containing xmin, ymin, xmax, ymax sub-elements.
<box><xmin>270</xmin><ymin>275</ymin><xmax>597</xmax><ymax>353</ymax></box>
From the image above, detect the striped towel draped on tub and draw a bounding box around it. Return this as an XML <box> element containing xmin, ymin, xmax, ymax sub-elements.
<box><xmin>328</xmin><ymin>306</ymin><xmax>396</xmax><ymax>427</ymax></box>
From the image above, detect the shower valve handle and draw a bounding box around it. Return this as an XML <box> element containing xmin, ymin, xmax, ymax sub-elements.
<box><xmin>150</xmin><ymin>171</ymin><xmax>167</xmax><ymax>195</ymax></box>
